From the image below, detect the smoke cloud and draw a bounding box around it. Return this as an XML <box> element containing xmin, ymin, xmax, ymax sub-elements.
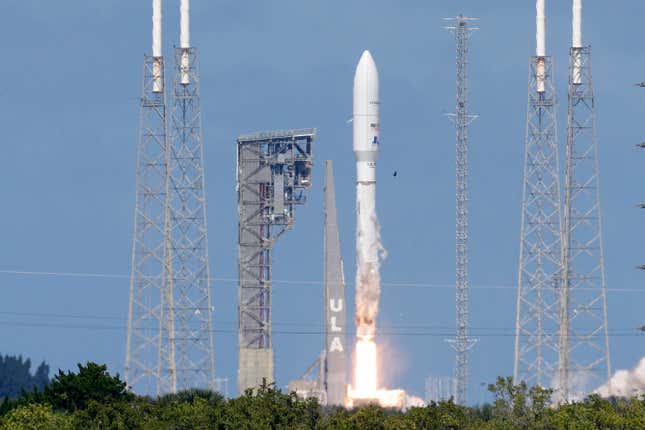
<box><xmin>595</xmin><ymin>357</ymin><xmax>645</xmax><ymax>398</ymax></box>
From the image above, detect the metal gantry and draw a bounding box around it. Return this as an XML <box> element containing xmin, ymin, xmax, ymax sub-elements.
<box><xmin>167</xmin><ymin>46</ymin><xmax>217</xmax><ymax>391</ymax></box>
<box><xmin>514</xmin><ymin>55</ymin><xmax>564</xmax><ymax>389</ymax></box>
<box><xmin>237</xmin><ymin>129</ymin><xmax>314</xmax><ymax>393</ymax></box>
<box><xmin>559</xmin><ymin>45</ymin><xmax>612</xmax><ymax>401</ymax></box>
<box><xmin>126</xmin><ymin>54</ymin><xmax>177</xmax><ymax>395</ymax></box>
<box><xmin>445</xmin><ymin>15</ymin><xmax>478</xmax><ymax>405</ymax></box>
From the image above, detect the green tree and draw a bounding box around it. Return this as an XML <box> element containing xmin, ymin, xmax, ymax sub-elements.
<box><xmin>487</xmin><ymin>376</ymin><xmax>553</xmax><ymax>429</ymax></box>
<box><xmin>0</xmin><ymin>403</ymin><xmax>70</xmax><ymax>430</ymax></box>
<box><xmin>222</xmin><ymin>380</ymin><xmax>320</xmax><ymax>430</ymax></box>
<box><xmin>0</xmin><ymin>355</ymin><xmax>49</xmax><ymax>400</ymax></box>
<box><xmin>38</xmin><ymin>362</ymin><xmax>132</xmax><ymax>412</ymax></box>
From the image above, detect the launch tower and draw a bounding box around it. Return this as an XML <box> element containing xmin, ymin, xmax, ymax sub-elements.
<box><xmin>559</xmin><ymin>0</ymin><xmax>612</xmax><ymax>401</ymax></box>
<box><xmin>166</xmin><ymin>0</ymin><xmax>217</xmax><ymax>391</ymax></box>
<box><xmin>237</xmin><ymin>129</ymin><xmax>314</xmax><ymax>393</ymax></box>
<box><xmin>126</xmin><ymin>0</ymin><xmax>175</xmax><ymax>395</ymax></box>
<box><xmin>514</xmin><ymin>0</ymin><xmax>564</xmax><ymax>389</ymax></box>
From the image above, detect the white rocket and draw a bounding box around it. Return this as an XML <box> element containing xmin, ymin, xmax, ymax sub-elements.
<box><xmin>353</xmin><ymin>50</ymin><xmax>381</xmax><ymax>341</ymax></box>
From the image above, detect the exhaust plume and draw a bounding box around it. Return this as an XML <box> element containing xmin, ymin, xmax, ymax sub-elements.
<box><xmin>596</xmin><ymin>357</ymin><xmax>645</xmax><ymax>398</ymax></box>
<box><xmin>355</xmin><ymin>203</ymin><xmax>386</xmax><ymax>339</ymax></box>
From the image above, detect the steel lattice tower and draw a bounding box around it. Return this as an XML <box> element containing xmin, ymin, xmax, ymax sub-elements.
<box><xmin>126</xmin><ymin>53</ymin><xmax>177</xmax><ymax>395</ymax></box>
<box><xmin>237</xmin><ymin>129</ymin><xmax>314</xmax><ymax>393</ymax></box>
<box><xmin>444</xmin><ymin>15</ymin><xmax>478</xmax><ymax>405</ymax></box>
<box><xmin>514</xmin><ymin>53</ymin><xmax>564</xmax><ymax>389</ymax></box>
<box><xmin>166</xmin><ymin>45</ymin><xmax>217</xmax><ymax>391</ymax></box>
<box><xmin>559</xmin><ymin>44</ymin><xmax>612</xmax><ymax>401</ymax></box>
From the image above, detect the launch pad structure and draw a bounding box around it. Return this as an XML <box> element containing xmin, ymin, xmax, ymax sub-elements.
<box><xmin>237</xmin><ymin>129</ymin><xmax>315</xmax><ymax>393</ymax></box>
<box><xmin>514</xmin><ymin>57</ymin><xmax>563</xmax><ymax>389</ymax></box>
<box><xmin>287</xmin><ymin>160</ymin><xmax>347</xmax><ymax>406</ymax></box>
<box><xmin>444</xmin><ymin>15</ymin><xmax>478</xmax><ymax>406</ymax></box>
<box><xmin>126</xmin><ymin>0</ymin><xmax>222</xmax><ymax>395</ymax></box>
<box><xmin>126</xmin><ymin>53</ymin><xmax>174</xmax><ymax>395</ymax></box>
<box><xmin>166</xmin><ymin>45</ymin><xmax>218</xmax><ymax>392</ymax></box>
<box><xmin>560</xmin><ymin>43</ymin><xmax>612</xmax><ymax>401</ymax></box>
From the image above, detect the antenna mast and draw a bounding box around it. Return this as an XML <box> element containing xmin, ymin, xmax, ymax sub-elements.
<box><xmin>445</xmin><ymin>14</ymin><xmax>478</xmax><ymax>405</ymax></box>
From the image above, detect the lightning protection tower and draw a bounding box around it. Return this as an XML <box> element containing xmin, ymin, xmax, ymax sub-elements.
<box><xmin>237</xmin><ymin>129</ymin><xmax>314</xmax><ymax>393</ymax></box>
<box><xmin>126</xmin><ymin>0</ymin><xmax>176</xmax><ymax>395</ymax></box>
<box><xmin>166</xmin><ymin>0</ymin><xmax>217</xmax><ymax>391</ymax></box>
<box><xmin>559</xmin><ymin>0</ymin><xmax>612</xmax><ymax>401</ymax></box>
<box><xmin>514</xmin><ymin>0</ymin><xmax>564</xmax><ymax>390</ymax></box>
<box><xmin>444</xmin><ymin>14</ymin><xmax>478</xmax><ymax>405</ymax></box>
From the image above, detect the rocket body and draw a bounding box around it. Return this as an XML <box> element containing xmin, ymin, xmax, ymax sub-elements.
<box><xmin>353</xmin><ymin>50</ymin><xmax>381</xmax><ymax>341</ymax></box>
<box><xmin>353</xmin><ymin>50</ymin><xmax>379</xmax><ymax>184</ymax></box>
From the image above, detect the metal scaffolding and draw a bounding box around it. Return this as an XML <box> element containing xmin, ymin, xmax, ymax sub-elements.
<box><xmin>514</xmin><ymin>55</ymin><xmax>563</xmax><ymax>389</ymax></box>
<box><xmin>445</xmin><ymin>15</ymin><xmax>478</xmax><ymax>405</ymax></box>
<box><xmin>559</xmin><ymin>45</ymin><xmax>612</xmax><ymax>401</ymax></box>
<box><xmin>237</xmin><ymin>129</ymin><xmax>314</xmax><ymax>393</ymax></box>
<box><xmin>167</xmin><ymin>46</ymin><xmax>217</xmax><ymax>391</ymax></box>
<box><xmin>126</xmin><ymin>54</ymin><xmax>176</xmax><ymax>395</ymax></box>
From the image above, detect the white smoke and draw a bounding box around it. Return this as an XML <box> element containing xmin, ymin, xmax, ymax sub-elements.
<box><xmin>355</xmin><ymin>184</ymin><xmax>386</xmax><ymax>334</ymax></box>
<box><xmin>595</xmin><ymin>357</ymin><xmax>645</xmax><ymax>398</ymax></box>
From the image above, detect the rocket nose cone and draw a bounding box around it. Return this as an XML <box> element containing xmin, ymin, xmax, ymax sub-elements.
<box><xmin>357</xmin><ymin>50</ymin><xmax>376</xmax><ymax>71</ymax></box>
<box><xmin>354</xmin><ymin>50</ymin><xmax>379</xmax><ymax>86</ymax></box>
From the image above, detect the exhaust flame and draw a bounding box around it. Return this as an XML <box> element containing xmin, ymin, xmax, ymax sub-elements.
<box><xmin>352</xmin><ymin>338</ymin><xmax>377</xmax><ymax>397</ymax></box>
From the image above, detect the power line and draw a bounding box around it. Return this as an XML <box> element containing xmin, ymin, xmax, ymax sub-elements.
<box><xmin>0</xmin><ymin>269</ymin><xmax>642</xmax><ymax>293</ymax></box>
<box><xmin>0</xmin><ymin>319</ymin><xmax>641</xmax><ymax>337</ymax></box>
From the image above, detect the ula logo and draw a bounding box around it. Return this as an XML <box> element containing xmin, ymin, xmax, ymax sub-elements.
<box><xmin>372</xmin><ymin>136</ymin><xmax>379</xmax><ymax>145</ymax></box>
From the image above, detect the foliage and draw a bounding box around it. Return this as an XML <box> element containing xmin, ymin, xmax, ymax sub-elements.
<box><xmin>21</xmin><ymin>362</ymin><xmax>132</xmax><ymax>412</ymax></box>
<box><xmin>2</xmin><ymin>365</ymin><xmax>645</xmax><ymax>429</ymax></box>
<box><xmin>0</xmin><ymin>403</ymin><xmax>71</xmax><ymax>430</ymax></box>
<box><xmin>0</xmin><ymin>355</ymin><xmax>49</xmax><ymax>400</ymax></box>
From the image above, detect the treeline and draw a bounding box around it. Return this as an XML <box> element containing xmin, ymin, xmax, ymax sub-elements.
<box><xmin>0</xmin><ymin>354</ymin><xmax>49</xmax><ymax>400</ymax></box>
<box><xmin>0</xmin><ymin>362</ymin><xmax>644</xmax><ymax>429</ymax></box>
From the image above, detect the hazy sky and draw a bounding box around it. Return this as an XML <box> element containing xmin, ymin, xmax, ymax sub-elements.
<box><xmin>0</xmin><ymin>0</ymin><xmax>643</xmax><ymax>403</ymax></box>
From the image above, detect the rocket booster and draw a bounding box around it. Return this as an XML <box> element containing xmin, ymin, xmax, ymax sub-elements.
<box><xmin>353</xmin><ymin>50</ymin><xmax>380</xmax><ymax>340</ymax></box>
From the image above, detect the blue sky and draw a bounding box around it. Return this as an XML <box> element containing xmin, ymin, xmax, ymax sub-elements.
<box><xmin>0</xmin><ymin>0</ymin><xmax>643</xmax><ymax>404</ymax></box>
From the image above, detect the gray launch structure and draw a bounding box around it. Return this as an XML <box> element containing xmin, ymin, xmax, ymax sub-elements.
<box><xmin>560</xmin><ymin>44</ymin><xmax>612</xmax><ymax>402</ymax></box>
<box><xmin>236</xmin><ymin>129</ymin><xmax>315</xmax><ymax>393</ymax></box>
<box><xmin>514</xmin><ymin>55</ymin><xmax>563</xmax><ymax>389</ymax></box>
<box><xmin>126</xmin><ymin>54</ymin><xmax>174</xmax><ymax>395</ymax></box>
<box><xmin>287</xmin><ymin>160</ymin><xmax>347</xmax><ymax>406</ymax></box>
<box><xmin>323</xmin><ymin>160</ymin><xmax>347</xmax><ymax>406</ymax></box>
<box><xmin>167</xmin><ymin>46</ymin><xmax>218</xmax><ymax>391</ymax></box>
